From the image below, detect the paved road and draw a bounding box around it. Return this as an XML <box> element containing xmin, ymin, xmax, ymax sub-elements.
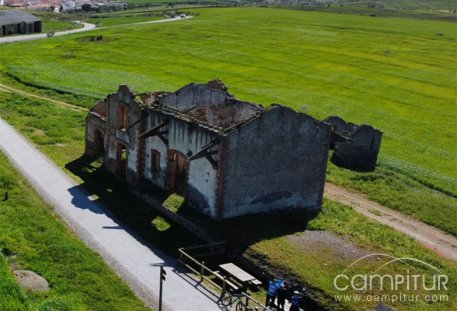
<box><xmin>0</xmin><ymin>118</ymin><xmax>222</xmax><ymax>311</ymax></box>
<box><xmin>0</xmin><ymin>17</ymin><xmax>191</xmax><ymax>44</ymax></box>
<box><xmin>0</xmin><ymin>22</ymin><xmax>96</xmax><ymax>44</ymax></box>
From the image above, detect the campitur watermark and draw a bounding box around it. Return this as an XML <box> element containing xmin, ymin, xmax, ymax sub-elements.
<box><xmin>332</xmin><ymin>254</ymin><xmax>450</xmax><ymax>305</ymax></box>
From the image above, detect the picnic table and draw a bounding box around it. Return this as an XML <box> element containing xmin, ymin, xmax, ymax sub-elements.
<box><xmin>219</xmin><ymin>263</ymin><xmax>262</xmax><ymax>287</ymax></box>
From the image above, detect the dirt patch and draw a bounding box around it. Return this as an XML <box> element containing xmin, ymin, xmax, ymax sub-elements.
<box><xmin>13</xmin><ymin>270</ymin><xmax>49</xmax><ymax>292</ymax></box>
<box><xmin>32</xmin><ymin>129</ymin><xmax>46</xmax><ymax>137</ymax></box>
<box><xmin>288</xmin><ymin>230</ymin><xmax>373</xmax><ymax>261</ymax></box>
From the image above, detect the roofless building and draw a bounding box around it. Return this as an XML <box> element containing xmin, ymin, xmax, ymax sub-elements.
<box><xmin>85</xmin><ymin>80</ymin><xmax>331</xmax><ymax>220</ymax></box>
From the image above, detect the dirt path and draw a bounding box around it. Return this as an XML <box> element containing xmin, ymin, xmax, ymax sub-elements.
<box><xmin>0</xmin><ymin>82</ymin><xmax>87</xmax><ymax>112</ymax></box>
<box><xmin>324</xmin><ymin>182</ymin><xmax>457</xmax><ymax>263</ymax></box>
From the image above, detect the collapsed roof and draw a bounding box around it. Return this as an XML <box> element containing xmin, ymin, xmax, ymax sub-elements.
<box><xmin>138</xmin><ymin>79</ymin><xmax>265</xmax><ymax>132</ymax></box>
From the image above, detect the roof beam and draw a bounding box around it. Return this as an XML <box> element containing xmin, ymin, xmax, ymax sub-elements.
<box><xmin>138</xmin><ymin>120</ymin><xmax>169</xmax><ymax>138</ymax></box>
<box><xmin>188</xmin><ymin>138</ymin><xmax>220</xmax><ymax>161</ymax></box>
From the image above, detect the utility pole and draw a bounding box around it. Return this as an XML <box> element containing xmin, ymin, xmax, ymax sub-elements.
<box><xmin>159</xmin><ymin>265</ymin><xmax>167</xmax><ymax>311</ymax></box>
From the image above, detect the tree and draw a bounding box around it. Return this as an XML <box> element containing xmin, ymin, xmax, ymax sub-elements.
<box><xmin>81</xmin><ymin>3</ymin><xmax>92</xmax><ymax>12</ymax></box>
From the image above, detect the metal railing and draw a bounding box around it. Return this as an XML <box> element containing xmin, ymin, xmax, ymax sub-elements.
<box><xmin>178</xmin><ymin>242</ymin><xmax>267</xmax><ymax>310</ymax></box>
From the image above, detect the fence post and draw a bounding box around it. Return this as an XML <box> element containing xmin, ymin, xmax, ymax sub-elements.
<box><xmin>200</xmin><ymin>261</ymin><xmax>205</xmax><ymax>281</ymax></box>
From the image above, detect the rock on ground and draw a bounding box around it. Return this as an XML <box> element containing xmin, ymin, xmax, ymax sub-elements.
<box><xmin>13</xmin><ymin>270</ymin><xmax>49</xmax><ymax>292</ymax></box>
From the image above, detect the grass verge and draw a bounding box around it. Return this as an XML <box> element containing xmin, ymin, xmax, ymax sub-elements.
<box><xmin>0</xmin><ymin>151</ymin><xmax>151</xmax><ymax>311</ymax></box>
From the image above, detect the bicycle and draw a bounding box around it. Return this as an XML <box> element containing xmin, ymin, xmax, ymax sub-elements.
<box><xmin>219</xmin><ymin>290</ymin><xmax>250</xmax><ymax>311</ymax></box>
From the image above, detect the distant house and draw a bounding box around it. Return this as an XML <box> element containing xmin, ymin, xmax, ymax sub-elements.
<box><xmin>0</xmin><ymin>10</ymin><xmax>42</xmax><ymax>36</ymax></box>
<box><xmin>61</xmin><ymin>1</ymin><xmax>76</xmax><ymax>12</ymax></box>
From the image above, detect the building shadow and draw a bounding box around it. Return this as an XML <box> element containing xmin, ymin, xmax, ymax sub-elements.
<box><xmin>65</xmin><ymin>155</ymin><xmax>318</xmax><ymax>255</ymax></box>
<box><xmin>219</xmin><ymin>211</ymin><xmax>314</xmax><ymax>254</ymax></box>
<box><xmin>66</xmin><ymin>155</ymin><xmax>325</xmax><ymax>310</ymax></box>
<box><xmin>65</xmin><ymin>155</ymin><xmax>202</xmax><ymax>256</ymax></box>
<box><xmin>170</xmin><ymin>196</ymin><xmax>315</xmax><ymax>255</ymax></box>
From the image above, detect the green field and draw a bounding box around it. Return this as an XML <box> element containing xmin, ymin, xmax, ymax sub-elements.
<box><xmin>0</xmin><ymin>151</ymin><xmax>150</xmax><ymax>310</ymax></box>
<box><xmin>339</xmin><ymin>0</ymin><xmax>456</xmax><ymax>10</ymax></box>
<box><xmin>42</xmin><ymin>21</ymin><xmax>82</xmax><ymax>33</ymax></box>
<box><xmin>87</xmin><ymin>15</ymin><xmax>162</xmax><ymax>27</ymax></box>
<box><xmin>0</xmin><ymin>91</ymin><xmax>455</xmax><ymax>311</ymax></box>
<box><xmin>24</xmin><ymin>10</ymin><xmax>82</xmax><ymax>33</ymax></box>
<box><xmin>0</xmin><ymin>7</ymin><xmax>455</xmax><ymax>234</ymax></box>
<box><xmin>118</xmin><ymin>0</ymin><xmax>456</xmax><ymax>10</ymax></box>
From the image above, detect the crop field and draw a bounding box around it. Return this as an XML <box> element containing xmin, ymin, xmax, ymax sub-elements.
<box><xmin>0</xmin><ymin>150</ymin><xmax>150</xmax><ymax>311</ymax></box>
<box><xmin>0</xmin><ymin>91</ymin><xmax>455</xmax><ymax>311</ymax></box>
<box><xmin>0</xmin><ymin>7</ymin><xmax>455</xmax><ymax>233</ymax></box>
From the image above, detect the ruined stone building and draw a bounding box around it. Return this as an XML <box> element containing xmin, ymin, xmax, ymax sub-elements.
<box><xmin>85</xmin><ymin>80</ymin><xmax>332</xmax><ymax>220</ymax></box>
<box><xmin>324</xmin><ymin>116</ymin><xmax>382</xmax><ymax>172</ymax></box>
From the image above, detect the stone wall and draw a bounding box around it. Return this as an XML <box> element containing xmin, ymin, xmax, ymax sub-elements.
<box><xmin>102</xmin><ymin>85</ymin><xmax>145</xmax><ymax>184</ymax></box>
<box><xmin>85</xmin><ymin>101</ymin><xmax>107</xmax><ymax>158</ymax></box>
<box><xmin>324</xmin><ymin>116</ymin><xmax>382</xmax><ymax>172</ymax></box>
<box><xmin>221</xmin><ymin>105</ymin><xmax>331</xmax><ymax>219</ymax></box>
<box><xmin>158</xmin><ymin>80</ymin><xmax>232</xmax><ymax>111</ymax></box>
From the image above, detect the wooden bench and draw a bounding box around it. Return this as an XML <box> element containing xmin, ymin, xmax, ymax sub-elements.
<box><xmin>249</xmin><ymin>279</ymin><xmax>262</xmax><ymax>287</ymax></box>
<box><xmin>213</xmin><ymin>270</ymin><xmax>239</xmax><ymax>291</ymax></box>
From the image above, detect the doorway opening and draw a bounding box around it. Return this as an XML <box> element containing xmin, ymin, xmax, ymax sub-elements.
<box><xmin>167</xmin><ymin>150</ymin><xmax>189</xmax><ymax>196</ymax></box>
<box><xmin>116</xmin><ymin>143</ymin><xmax>128</xmax><ymax>178</ymax></box>
<box><xmin>93</xmin><ymin>129</ymin><xmax>105</xmax><ymax>159</ymax></box>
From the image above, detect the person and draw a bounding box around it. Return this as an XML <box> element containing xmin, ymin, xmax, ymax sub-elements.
<box><xmin>276</xmin><ymin>282</ymin><xmax>287</xmax><ymax>311</ymax></box>
<box><xmin>275</xmin><ymin>278</ymin><xmax>284</xmax><ymax>288</ymax></box>
<box><xmin>266</xmin><ymin>280</ymin><xmax>279</xmax><ymax>307</ymax></box>
<box><xmin>289</xmin><ymin>291</ymin><xmax>302</xmax><ymax>311</ymax></box>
